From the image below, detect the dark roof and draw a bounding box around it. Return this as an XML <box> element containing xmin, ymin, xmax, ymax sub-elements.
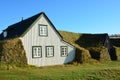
<box><xmin>75</xmin><ymin>33</ymin><xmax>109</xmax><ymax>48</ymax></box>
<box><xmin>110</xmin><ymin>38</ymin><xmax>120</xmax><ymax>47</ymax></box>
<box><xmin>0</xmin><ymin>12</ymin><xmax>63</xmax><ymax>40</ymax></box>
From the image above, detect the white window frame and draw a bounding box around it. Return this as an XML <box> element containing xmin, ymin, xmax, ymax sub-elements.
<box><xmin>61</xmin><ymin>46</ymin><xmax>68</xmax><ymax>57</ymax></box>
<box><xmin>46</xmin><ymin>46</ymin><xmax>54</xmax><ymax>57</ymax></box>
<box><xmin>3</xmin><ymin>30</ymin><xmax>7</xmax><ymax>38</ymax></box>
<box><xmin>32</xmin><ymin>46</ymin><xmax>42</xmax><ymax>58</ymax></box>
<box><xmin>39</xmin><ymin>25</ymin><xmax>48</xmax><ymax>36</ymax></box>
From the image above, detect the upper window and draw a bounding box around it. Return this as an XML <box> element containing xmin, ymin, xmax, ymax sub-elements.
<box><xmin>3</xmin><ymin>30</ymin><xmax>7</xmax><ymax>38</ymax></box>
<box><xmin>32</xmin><ymin>46</ymin><xmax>42</xmax><ymax>58</ymax></box>
<box><xmin>61</xmin><ymin>46</ymin><xmax>68</xmax><ymax>57</ymax></box>
<box><xmin>46</xmin><ymin>46</ymin><xmax>54</xmax><ymax>57</ymax></box>
<box><xmin>39</xmin><ymin>25</ymin><xmax>48</xmax><ymax>36</ymax></box>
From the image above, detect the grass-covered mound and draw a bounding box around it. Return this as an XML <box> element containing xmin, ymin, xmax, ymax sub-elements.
<box><xmin>0</xmin><ymin>38</ymin><xmax>27</xmax><ymax>67</ymax></box>
<box><xmin>59</xmin><ymin>31</ymin><xmax>111</xmax><ymax>62</ymax></box>
<box><xmin>109</xmin><ymin>39</ymin><xmax>120</xmax><ymax>60</ymax></box>
<box><xmin>78</xmin><ymin>34</ymin><xmax>111</xmax><ymax>61</ymax></box>
<box><xmin>113</xmin><ymin>47</ymin><xmax>120</xmax><ymax>60</ymax></box>
<box><xmin>88</xmin><ymin>47</ymin><xmax>110</xmax><ymax>61</ymax></box>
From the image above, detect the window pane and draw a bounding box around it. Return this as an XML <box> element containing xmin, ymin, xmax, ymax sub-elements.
<box><xmin>39</xmin><ymin>25</ymin><xmax>47</xmax><ymax>36</ymax></box>
<box><xmin>38</xmin><ymin>48</ymin><xmax>41</xmax><ymax>57</ymax></box>
<box><xmin>46</xmin><ymin>46</ymin><xmax>54</xmax><ymax>57</ymax></box>
<box><xmin>32</xmin><ymin>46</ymin><xmax>42</xmax><ymax>58</ymax></box>
<box><xmin>61</xmin><ymin>46</ymin><xmax>67</xmax><ymax>56</ymax></box>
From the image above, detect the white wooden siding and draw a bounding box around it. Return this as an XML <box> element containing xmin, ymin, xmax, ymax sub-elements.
<box><xmin>20</xmin><ymin>14</ymin><xmax>75</xmax><ymax>66</ymax></box>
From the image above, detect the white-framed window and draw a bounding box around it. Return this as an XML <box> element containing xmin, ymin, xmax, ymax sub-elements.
<box><xmin>61</xmin><ymin>46</ymin><xmax>68</xmax><ymax>57</ymax></box>
<box><xmin>3</xmin><ymin>30</ymin><xmax>7</xmax><ymax>38</ymax></box>
<box><xmin>46</xmin><ymin>46</ymin><xmax>54</xmax><ymax>57</ymax></box>
<box><xmin>39</xmin><ymin>25</ymin><xmax>48</xmax><ymax>36</ymax></box>
<box><xmin>32</xmin><ymin>46</ymin><xmax>42</xmax><ymax>58</ymax></box>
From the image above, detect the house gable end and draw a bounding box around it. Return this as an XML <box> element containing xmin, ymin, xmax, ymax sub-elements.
<box><xmin>20</xmin><ymin>13</ymin><xmax>63</xmax><ymax>41</ymax></box>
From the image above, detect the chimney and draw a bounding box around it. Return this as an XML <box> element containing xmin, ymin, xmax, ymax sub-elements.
<box><xmin>21</xmin><ymin>17</ymin><xmax>24</xmax><ymax>21</ymax></box>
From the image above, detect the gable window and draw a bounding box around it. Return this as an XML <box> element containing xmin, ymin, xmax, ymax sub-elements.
<box><xmin>61</xmin><ymin>46</ymin><xmax>68</xmax><ymax>57</ymax></box>
<box><xmin>3</xmin><ymin>30</ymin><xmax>7</xmax><ymax>38</ymax></box>
<box><xmin>46</xmin><ymin>46</ymin><xmax>54</xmax><ymax>57</ymax></box>
<box><xmin>39</xmin><ymin>25</ymin><xmax>48</xmax><ymax>36</ymax></box>
<box><xmin>32</xmin><ymin>46</ymin><xmax>42</xmax><ymax>58</ymax></box>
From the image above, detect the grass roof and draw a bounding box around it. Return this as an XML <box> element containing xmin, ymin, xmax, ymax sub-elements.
<box><xmin>59</xmin><ymin>30</ymin><xmax>107</xmax><ymax>49</ymax></box>
<box><xmin>110</xmin><ymin>38</ymin><xmax>120</xmax><ymax>47</ymax></box>
<box><xmin>0</xmin><ymin>38</ymin><xmax>27</xmax><ymax>66</ymax></box>
<box><xmin>59</xmin><ymin>30</ymin><xmax>84</xmax><ymax>50</ymax></box>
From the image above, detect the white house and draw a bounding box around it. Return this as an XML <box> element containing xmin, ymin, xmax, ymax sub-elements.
<box><xmin>0</xmin><ymin>12</ymin><xmax>76</xmax><ymax>66</ymax></box>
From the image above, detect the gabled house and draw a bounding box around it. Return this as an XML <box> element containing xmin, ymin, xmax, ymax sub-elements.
<box><xmin>0</xmin><ymin>12</ymin><xmax>76</xmax><ymax>66</ymax></box>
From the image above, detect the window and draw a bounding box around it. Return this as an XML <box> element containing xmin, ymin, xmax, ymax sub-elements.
<box><xmin>32</xmin><ymin>46</ymin><xmax>42</xmax><ymax>58</ymax></box>
<box><xmin>46</xmin><ymin>46</ymin><xmax>54</xmax><ymax>57</ymax></box>
<box><xmin>39</xmin><ymin>25</ymin><xmax>48</xmax><ymax>36</ymax></box>
<box><xmin>61</xmin><ymin>46</ymin><xmax>68</xmax><ymax>57</ymax></box>
<box><xmin>3</xmin><ymin>30</ymin><xmax>7</xmax><ymax>38</ymax></box>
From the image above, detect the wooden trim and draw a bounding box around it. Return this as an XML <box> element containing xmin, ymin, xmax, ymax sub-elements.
<box><xmin>45</xmin><ymin>46</ymin><xmax>54</xmax><ymax>58</ymax></box>
<box><xmin>60</xmin><ymin>46</ymin><xmax>68</xmax><ymax>57</ymax></box>
<box><xmin>32</xmin><ymin>46</ymin><xmax>42</xmax><ymax>58</ymax></box>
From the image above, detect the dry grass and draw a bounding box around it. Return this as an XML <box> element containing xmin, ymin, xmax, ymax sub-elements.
<box><xmin>114</xmin><ymin>47</ymin><xmax>120</xmax><ymax>60</ymax></box>
<box><xmin>0</xmin><ymin>38</ymin><xmax>27</xmax><ymax>67</ymax></box>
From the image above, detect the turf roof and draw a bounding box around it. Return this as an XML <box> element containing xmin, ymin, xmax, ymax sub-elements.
<box><xmin>59</xmin><ymin>31</ymin><xmax>109</xmax><ymax>49</ymax></box>
<box><xmin>110</xmin><ymin>38</ymin><xmax>120</xmax><ymax>47</ymax></box>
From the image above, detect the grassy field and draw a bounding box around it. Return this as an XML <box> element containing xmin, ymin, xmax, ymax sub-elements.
<box><xmin>0</xmin><ymin>61</ymin><xmax>120</xmax><ymax>80</ymax></box>
<box><xmin>0</xmin><ymin>31</ymin><xmax>120</xmax><ymax>80</ymax></box>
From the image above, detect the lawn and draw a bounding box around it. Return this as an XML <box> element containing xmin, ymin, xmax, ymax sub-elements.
<box><xmin>0</xmin><ymin>61</ymin><xmax>120</xmax><ymax>80</ymax></box>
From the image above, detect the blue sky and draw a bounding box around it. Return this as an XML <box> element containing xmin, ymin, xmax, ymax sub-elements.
<box><xmin>0</xmin><ymin>0</ymin><xmax>120</xmax><ymax>34</ymax></box>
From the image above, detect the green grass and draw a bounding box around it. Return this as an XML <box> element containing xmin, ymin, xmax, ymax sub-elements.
<box><xmin>0</xmin><ymin>31</ymin><xmax>120</xmax><ymax>80</ymax></box>
<box><xmin>0</xmin><ymin>61</ymin><xmax>120</xmax><ymax>80</ymax></box>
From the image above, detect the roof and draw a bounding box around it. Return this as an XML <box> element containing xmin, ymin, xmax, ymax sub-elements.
<box><xmin>59</xmin><ymin>31</ymin><xmax>109</xmax><ymax>49</ymax></box>
<box><xmin>0</xmin><ymin>12</ymin><xmax>63</xmax><ymax>40</ymax></box>
<box><xmin>110</xmin><ymin>38</ymin><xmax>120</xmax><ymax>47</ymax></box>
<box><xmin>75</xmin><ymin>33</ymin><xmax>109</xmax><ymax>48</ymax></box>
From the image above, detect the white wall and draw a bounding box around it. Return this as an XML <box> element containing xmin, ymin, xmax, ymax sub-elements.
<box><xmin>20</xmin><ymin>14</ymin><xmax>76</xmax><ymax>66</ymax></box>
